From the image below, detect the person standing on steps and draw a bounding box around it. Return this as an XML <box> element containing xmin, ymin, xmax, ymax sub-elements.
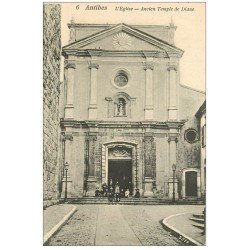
<box><xmin>115</xmin><ymin>182</ymin><xmax>120</xmax><ymax>202</ymax></box>
<box><xmin>102</xmin><ymin>182</ymin><xmax>108</xmax><ymax>197</ymax></box>
<box><xmin>108</xmin><ymin>186</ymin><xmax>114</xmax><ymax>203</ymax></box>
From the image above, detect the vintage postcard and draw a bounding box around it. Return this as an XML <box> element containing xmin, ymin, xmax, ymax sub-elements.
<box><xmin>43</xmin><ymin>2</ymin><xmax>206</xmax><ymax>246</ymax></box>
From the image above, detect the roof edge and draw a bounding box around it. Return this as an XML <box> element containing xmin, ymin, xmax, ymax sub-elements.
<box><xmin>68</xmin><ymin>23</ymin><xmax>172</xmax><ymax>29</ymax></box>
<box><xmin>195</xmin><ymin>101</ymin><xmax>206</xmax><ymax>118</ymax></box>
<box><xmin>180</xmin><ymin>84</ymin><xmax>205</xmax><ymax>94</ymax></box>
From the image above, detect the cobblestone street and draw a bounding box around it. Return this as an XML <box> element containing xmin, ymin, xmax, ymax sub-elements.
<box><xmin>48</xmin><ymin>204</ymin><xmax>203</xmax><ymax>246</ymax></box>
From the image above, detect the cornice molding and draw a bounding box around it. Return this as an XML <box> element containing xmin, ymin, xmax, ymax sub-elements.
<box><xmin>87</xmin><ymin>49</ymin><xmax>103</xmax><ymax>57</ymax></box>
<box><xmin>68</xmin><ymin>23</ymin><xmax>173</xmax><ymax>30</ymax></box>
<box><xmin>60</xmin><ymin>119</ymin><xmax>185</xmax><ymax>130</ymax></box>
<box><xmin>67</xmin><ymin>50</ymin><xmax>168</xmax><ymax>58</ymax></box>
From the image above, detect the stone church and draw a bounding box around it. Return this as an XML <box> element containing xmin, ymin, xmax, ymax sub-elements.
<box><xmin>60</xmin><ymin>21</ymin><xmax>205</xmax><ymax>199</ymax></box>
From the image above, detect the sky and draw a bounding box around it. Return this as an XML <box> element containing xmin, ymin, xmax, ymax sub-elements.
<box><xmin>61</xmin><ymin>2</ymin><xmax>205</xmax><ymax>91</ymax></box>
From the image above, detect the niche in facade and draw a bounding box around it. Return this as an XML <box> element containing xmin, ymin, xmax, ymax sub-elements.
<box><xmin>105</xmin><ymin>92</ymin><xmax>136</xmax><ymax>118</ymax></box>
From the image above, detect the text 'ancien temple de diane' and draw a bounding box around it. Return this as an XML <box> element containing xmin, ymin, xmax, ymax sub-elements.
<box><xmin>60</xmin><ymin>20</ymin><xmax>205</xmax><ymax>199</ymax></box>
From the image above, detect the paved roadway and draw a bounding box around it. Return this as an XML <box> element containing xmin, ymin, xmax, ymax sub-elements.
<box><xmin>48</xmin><ymin>204</ymin><xmax>203</xmax><ymax>246</ymax></box>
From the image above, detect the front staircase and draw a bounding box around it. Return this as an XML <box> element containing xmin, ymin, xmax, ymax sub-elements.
<box><xmin>60</xmin><ymin>197</ymin><xmax>205</xmax><ymax>205</ymax></box>
<box><xmin>189</xmin><ymin>210</ymin><xmax>206</xmax><ymax>233</ymax></box>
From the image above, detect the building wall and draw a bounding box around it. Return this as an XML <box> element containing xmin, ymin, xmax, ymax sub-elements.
<box><xmin>177</xmin><ymin>86</ymin><xmax>205</xmax><ymax>198</ymax></box>
<box><xmin>43</xmin><ymin>4</ymin><xmax>61</xmax><ymax>206</ymax></box>
<box><xmin>73</xmin><ymin>57</ymin><xmax>174</xmax><ymax>121</ymax></box>
<box><xmin>63</xmin><ymin>129</ymin><xmax>173</xmax><ymax>198</ymax></box>
<box><xmin>179</xmin><ymin>85</ymin><xmax>205</xmax><ymax>119</ymax></box>
<box><xmin>178</xmin><ymin>85</ymin><xmax>205</xmax><ymax>173</ymax></box>
<box><xmin>61</xmin><ymin>23</ymin><xmax>205</xmax><ymax>199</ymax></box>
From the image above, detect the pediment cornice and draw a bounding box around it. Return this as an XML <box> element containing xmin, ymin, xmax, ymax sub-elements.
<box><xmin>62</xmin><ymin>23</ymin><xmax>183</xmax><ymax>58</ymax></box>
<box><xmin>66</xmin><ymin>50</ymin><xmax>169</xmax><ymax>58</ymax></box>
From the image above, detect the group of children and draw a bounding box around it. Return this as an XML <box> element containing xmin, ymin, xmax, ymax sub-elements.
<box><xmin>94</xmin><ymin>182</ymin><xmax>141</xmax><ymax>202</ymax></box>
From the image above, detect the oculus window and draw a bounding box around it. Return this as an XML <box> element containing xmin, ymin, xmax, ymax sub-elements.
<box><xmin>184</xmin><ymin>129</ymin><xmax>198</xmax><ymax>144</ymax></box>
<box><xmin>114</xmin><ymin>73</ymin><xmax>128</xmax><ymax>87</ymax></box>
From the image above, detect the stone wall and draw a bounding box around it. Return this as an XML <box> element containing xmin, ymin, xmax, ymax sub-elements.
<box><xmin>43</xmin><ymin>4</ymin><xmax>61</xmax><ymax>207</ymax></box>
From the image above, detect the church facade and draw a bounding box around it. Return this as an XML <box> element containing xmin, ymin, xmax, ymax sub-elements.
<box><xmin>60</xmin><ymin>21</ymin><xmax>205</xmax><ymax>199</ymax></box>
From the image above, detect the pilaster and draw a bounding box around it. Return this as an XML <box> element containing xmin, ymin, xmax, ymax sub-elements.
<box><xmin>143</xmin><ymin>134</ymin><xmax>155</xmax><ymax>196</ymax></box>
<box><xmin>88</xmin><ymin>62</ymin><xmax>99</xmax><ymax>120</ymax></box>
<box><xmin>167</xmin><ymin>65</ymin><xmax>178</xmax><ymax>120</ymax></box>
<box><xmin>144</xmin><ymin>60</ymin><xmax>154</xmax><ymax>120</ymax></box>
<box><xmin>64</xmin><ymin>62</ymin><xmax>76</xmax><ymax>119</ymax></box>
<box><xmin>86</xmin><ymin>133</ymin><xmax>98</xmax><ymax>196</ymax></box>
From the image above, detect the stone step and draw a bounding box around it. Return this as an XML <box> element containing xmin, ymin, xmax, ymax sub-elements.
<box><xmin>69</xmin><ymin>197</ymin><xmax>172</xmax><ymax>201</ymax></box>
<box><xmin>193</xmin><ymin>213</ymin><xmax>205</xmax><ymax>219</ymax></box>
<box><xmin>192</xmin><ymin>223</ymin><xmax>205</xmax><ymax>230</ymax></box>
<box><xmin>63</xmin><ymin>197</ymin><xmax>204</xmax><ymax>201</ymax></box>
<box><xmin>189</xmin><ymin>217</ymin><xmax>205</xmax><ymax>224</ymax></box>
<box><xmin>69</xmin><ymin>198</ymin><xmax>169</xmax><ymax>201</ymax></box>
<box><xmin>68</xmin><ymin>200</ymin><xmax>173</xmax><ymax>204</ymax></box>
<box><xmin>61</xmin><ymin>198</ymin><xmax>204</xmax><ymax>205</ymax></box>
<box><xmin>185</xmin><ymin>196</ymin><xmax>199</xmax><ymax>200</ymax></box>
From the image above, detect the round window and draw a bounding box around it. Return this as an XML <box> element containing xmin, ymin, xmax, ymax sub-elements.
<box><xmin>185</xmin><ymin>129</ymin><xmax>198</xmax><ymax>143</ymax></box>
<box><xmin>114</xmin><ymin>73</ymin><xmax>128</xmax><ymax>87</ymax></box>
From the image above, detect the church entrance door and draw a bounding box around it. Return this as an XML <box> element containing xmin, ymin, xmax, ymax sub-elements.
<box><xmin>108</xmin><ymin>160</ymin><xmax>132</xmax><ymax>194</ymax></box>
<box><xmin>185</xmin><ymin>171</ymin><xmax>198</xmax><ymax>197</ymax></box>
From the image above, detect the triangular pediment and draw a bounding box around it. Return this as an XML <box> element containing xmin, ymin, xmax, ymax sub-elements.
<box><xmin>63</xmin><ymin>23</ymin><xmax>183</xmax><ymax>57</ymax></box>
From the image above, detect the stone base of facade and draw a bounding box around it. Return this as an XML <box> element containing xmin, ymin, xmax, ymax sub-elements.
<box><xmin>59</xmin><ymin>120</ymin><xmax>188</xmax><ymax>200</ymax></box>
<box><xmin>86</xmin><ymin>176</ymin><xmax>98</xmax><ymax>196</ymax></box>
<box><xmin>143</xmin><ymin>178</ymin><xmax>154</xmax><ymax>197</ymax></box>
<box><xmin>43</xmin><ymin>199</ymin><xmax>59</xmax><ymax>209</ymax></box>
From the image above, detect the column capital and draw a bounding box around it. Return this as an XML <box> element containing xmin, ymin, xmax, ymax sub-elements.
<box><xmin>65</xmin><ymin>62</ymin><xmax>76</xmax><ymax>69</ymax></box>
<box><xmin>88</xmin><ymin>134</ymin><xmax>97</xmax><ymax>141</ymax></box>
<box><xmin>143</xmin><ymin>135</ymin><xmax>154</xmax><ymax>143</ymax></box>
<box><xmin>167</xmin><ymin>65</ymin><xmax>177</xmax><ymax>71</ymax></box>
<box><xmin>168</xmin><ymin>133</ymin><xmax>179</xmax><ymax>143</ymax></box>
<box><xmin>62</xmin><ymin>132</ymin><xmax>73</xmax><ymax>141</ymax></box>
<box><xmin>143</xmin><ymin>62</ymin><xmax>154</xmax><ymax>71</ymax></box>
<box><xmin>88</xmin><ymin>62</ymin><xmax>99</xmax><ymax>69</ymax></box>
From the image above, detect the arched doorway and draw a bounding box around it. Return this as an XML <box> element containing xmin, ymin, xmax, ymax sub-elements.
<box><xmin>101</xmin><ymin>141</ymin><xmax>139</xmax><ymax>195</ymax></box>
<box><xmin>182</xmin><ymin>168</ymin><xmax>201</xmax><ymax>199</ymax></box>
<box><xmin>108</xmin><ymin>147</ymin><xmax>133</xmax><ymax>193</ymax></box>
